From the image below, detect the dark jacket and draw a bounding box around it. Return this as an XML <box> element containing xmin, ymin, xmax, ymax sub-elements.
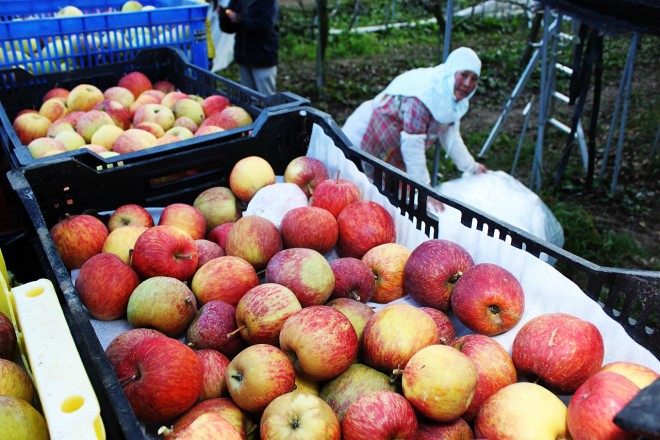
<box><xmin>219</xmin><ymin>0</ymin><xmax>279</xmax><ymax>68</ymax></box>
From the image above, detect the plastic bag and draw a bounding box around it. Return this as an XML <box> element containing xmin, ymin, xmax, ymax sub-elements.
<box><xmin>341</xmin><ymin>99</ymin><xmax>374</xmax><ymax>147</ymax></box>
<box><xmin>209</xmin><ymin>0</ymin><xmax>235</xmax><ymax>72</ymax></box>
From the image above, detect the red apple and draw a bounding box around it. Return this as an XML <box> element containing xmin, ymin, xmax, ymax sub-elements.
<box><xmin>131</xmin><ymin>225</ymin><xmax>198</xmax><ymax>281</ymax></box>
<box><xmin>190</xmin><ymin>255</ymin><xmax>260</xmax><ymax>306</ymax></box>
<box><xmin>229</xmin><ymin>156</ymin><xmax>276</xmax><ymax>203</ymax></box>
<box><xmin>201</xmin><ymin>95</ymin><xmax>230</xmax><ymax>117</ymax></box>
<box><xmin>193</xmin><ymin>124</ymin><xmax>222</xmax><ymax>137</ymax></box>
<box><xmin>265</xmin><ymin>248</ymin><xmax>335</xmax><ymax>308</ymax></box>
<box><xmin>13</xmin><ymin>112</ymin><xmax>52</xmax><ymax>145</ymax></box>
<box><xmin>309</xmin><ymin>175</ymin><xmax>361</xmax><ymax>219</ymax></box>
<box><xmin>225</xmin><ymin>344</ymin><xmax>296</xmax><ymax>414</ymax></box>
<box><xmin>403</xmin><ymin>239</ymin><xmax>474</xmax><ymax>310</ymax></box>
<box><xmin>39</xmin><ymin>97</ymin><xmax>69</xmax><ymax>122</ymax></box>
<box><xmin>141</xmin><ymin>89</ymin><xmax>165</xmax><ymax>103</ymax></box>
<box><xmin>329</xmin><ymin>257</ymin><xmax>376</xmax><ymax>303</ymax></box>
<box><xmin>225</xmin><ymin>215</ymin><xmax>282</xmax><ymax>270</ymax></box>
<box><xmin>75</xmin><ymin>252</ymin><xmax>141</xmax><ymax>321</ymax></box>
<box><xmin>361</xmin><ymin>242</ymin><xmax>411</xmax><ymax>303</ymax></box>
<box><xmin>50</xmin><ymin>213</ymin><xmax>109</xmax><ymax>270</ymax></box>
<box><xmin>158</xmin><ymin>203</ymin><xmax>207</xmax><ymax>240</ymax></box>
<box><xmin>196</xmin><ymin>349</ymin><xmax>231</xmax><ymax>401</ymax></box>
<box><xmin>154</xmin><ymin>80</ymin><xmax>176</xmax><ymax>94</ymax></box>
<box><xmin>43</xmin><ymin>87</ymin><xmax>70</xmax><ymax>103</ymax></box>
<box><xmin>419</xmin><ymin>307</ymin><xmax>455</xmax><ymax>345</ymax></box>
<box><xmin>103</xmin><ymin>86</ymin><xmax>135</xmax><ymax>108</ymax></box>
<box><xmin>27</xmin><ymin>137</ymin><xmax>66</xmax><ymax>158</ymax></box>
<box><xmin>105</xmin><ymin>328</ymin><xmax>166</xmax><ymax>373</ymax></box>
<box><xmin>194</xmin><ymin>239</ymin><xmax>225</xmax><ymax>268</ymax></box>
<box><xmin>129</xmin><ymin>94</ymin><xmax>160</xmax><ymax>118</ymax></box>
<box><xmin>260</xmin><ymin>391</ymin><xmax>341</xmax><ymax>440</ymax></box>
<box><xmin>107</xmin><ymin>203</ymin><xmax>154</xmax><ymax>231</ymax></box>
<box><xmin>161</xmin><ymin>91</ymin><xmax>190</xmax><ymax>109</ymax></box>
<box><xmin>512</xmin><ymin>312</ymin><xmax>605</xmax><ymax>393</ymax></box>
<box><xmin>164</xmin><ymin>412</ymin><xmax>243</xmax><ymax>439</ymax></box>
<box><xmin>600</xmin><ymin>361</ymin><xmax>659</xmax><ymax>389</ymax></box>
<box><xmin>94</xmin><ymin>98</ymin><xmax>131</xmax><ymax>129</ymax></box>
<box><xmin>193</xmin><ymin>186</ymin><xmax>240</xmax><ymax>232</ymax></box>
<box><xmin>112</xmin><ymin>128</ymin><xmax>157</xmax><ymax>154</ymax></box>
<box><xmin>186</xmin><ymin>300</ymin><xmax>246</xmax><ymax>359</ymax></box>
<box><xmin>0</xmin><ymin>312</ymin><xmax>17</xmax><ymax>360</ymax></box>
<box><xmin>206</xmin><ymin>222</ymin><xmax>234</xmax><ymax>252</ymax></box>
<box><xmin>118</xmin><ymin>71</ymin><xmax>153</xmax><ymax>99</ymax></box>
<box><xmin>205</xmin><ymin>106</ymin><xmax>252</xmax><ymax>129</ymax></box>
<box><xmin>415</xmin><ymin>415</ymin><xmax>475</xmax><ymax>439</ymax></box>
<box><xmin>133</xmin><ymin>103</ymin><xmax>175</xmax><ymax>131</ymax></box>
<box><xmin>336</xmin><ymin>200</ymin><xmax>396</xmax><ymax>259</ymax></box>
<box><xmin>325</xmin><ymin>297</ymin><xmax>375</xmax><ymax>343</ymax></box>
<box><xmin>280</xmin><ymin>206</ymin><xmax>338</xmax><ymax>254</ymax></box>
<box><xmin>283</xmin><ymin>156</ymin><xmax>330</xmax><ymax>198</ymax></box>
<box><xmin>116</xmin><ymin>336</ymin><xmax>202</xmax><ymax>424</ymax></box>
<box><xmin>341</xmin><ymin>390</ymin><xmax>418</xmax><ymax>440</ymax></box>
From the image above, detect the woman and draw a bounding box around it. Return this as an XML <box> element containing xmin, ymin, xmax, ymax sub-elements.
<box><xmin>343</xmin><ymin>47</ymin><xmax>486</xmax><ymax>185</ymax></box>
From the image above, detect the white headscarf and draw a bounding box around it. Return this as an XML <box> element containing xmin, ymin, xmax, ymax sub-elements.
<box><xmin>381</xmin><ymin>47</ymin><xmax>481</xmax><ymax>124</ymax></box>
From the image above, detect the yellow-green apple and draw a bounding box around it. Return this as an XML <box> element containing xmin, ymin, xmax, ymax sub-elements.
<box><xmin>103</xmin><ymin>86</ymin><xmax>135</xmax><ymax>108</ymax></box>
<box><xmin>190</xmin><ymin>255</ymin><xmax>259</xmax><ymax>306</ymax></box>
<box><xmin>46</xmin><ymin>119</ymin><xmax>75</xmax><ymax>138</ymax></box>
<box><xmin>108</xmin><ymin>203</ymin><xmax>154</xmax><ymax>231</ymax></box>
<box><xmin>158</xmin><ymin>202</ymin><xmax>207</xmax><ymax>240</ymax></box>
<box><xmin>451</xmin><ymin>334</ymin><xmax>517</xmax><ymax>421</ymax></box>
<box><xmin>0</xmin><ymin>359</ymin><xmax>34</xmax><ymax>402</ymax></box>
<box><xmin>0</xmin><ymin>312</ymin><xmax>17</xmax><ymax>360</ymax></box>
<box><xmin>225</xmin><ymin>344</ymin><xmax>296</xmax><ymax>413</ymax></box>
<box><xmin>196</xmin><ymin>349</ymin><xmax>231</xmax><ymax>401</ymax></box>
<box><xmin>451</xmin><ymin>262</ymin><xmax>525</xmax><ymax>336</ymax></box>
<box><xmin>127</xmin><ymin>276</ymin><xmax>198</xmax><ymax>337</ymax></box>
<box><xmin>206</xmin><ymin>222</ymin><xmax>234</xmax><ymax>252</ymax></box>
<box><xmin>141</xmin><ymin>89</ymin><xmax>165</xmax><ymax>103</ymax></box>
<box><xmin>129</xmin><ymin>93</ymin><xmax>160</xmax><ymax>118</ymax></box>
<box><xmin>328</xmin><ymin>257</ymin><xmax>376</xmax><ymax>303</ymax></box>
<box><xmin>56</xmin><ymin>5</ymin><xmax>84</xmax><ymax>16</ymax></box>
<box><xmin>67</xmin><ymin>84</ymin><xmax>104</xmax><ymax>112</ymax></box>
<box><xmin>39</xmin><ymin>97</ymin><xmax>69</xmax><ymax>122</ymax></box>
<box><xmin>163</xmin><ymin>126</ymin><xmax>194</xmax><ymax>140</ymax></box>
<box><xmin>474</xmin><ymin>382</ymin><xmax>569</xmax><ymax>439</ymax></box>
<box><xmin>325</xmin><ymin>297</ymin><xmax>375</xmax><ymax>343</ymax></box>
<box><xmin>159</xmin><ymin>398</ymin><xmax>254</xmax><ymax>440</ymax></box>
<box><xmin>43</xmin><ymin>87</ymin><xmax>70</xmax><ymax>102</ymax></box>
<box><xmin>225</xmin><ymin>215</ymin><xmax>282</xmax><ymax>270</ymax></box>
<box><xmin>186</xmin><ymin>300</ymin><xmax>246</xmax><ymax>358</ymax></box>
<box><xmin>235</xmin><ymin>283</ymin><xmax>302</xmax><ymax>346</ymax></box>
<box><xmin>341</xmin><ymin>390</ymin><xmax>417</xmax><ymax>439</ymax></box>
<box><xmin>50</xmin><ymin>213</ymin><xmax>109</xmax><ymax>269</ymax></box>
<box><xmin>309</xmin><ymin>175</ymin><xmax>361</xmax><ymax>219</ymax></box>
<box><xmin>201</xmin><ymin>95</ymin><xmax>230</xmax><ymax>118</ymax></box>
<box><xmin>193</xmin><ymin>186</ymin><xmax>240</xmax><ymax>232</ymax></box>
<box><xmin>360</xmin><ymin>303</ymin><xmax>439</xmax><ymax>373</ymax></box>
<box><xmin>336</xmin><ymin>200</ymin><xmax>396</xmax><ymax>259</ymax></box>
<box><xmin>361</xmin><ymin>242</ymin><xmax>411</xmax><ymax>303</ymax></box>
<box><xmin>75</xmin><ymin>252</ymin><xmax>141</xmax><ymax>321</ymax></box>
<box><xmin>127</xmin><ymin>27</ymin><xmax>154</xmax><ymax>47</ymax></box>
<box><xmin>216</xmin><ymin>105</ymin><xmax>253</xmax><ymax>129</ymax></box>
<box><xmin>175</xmin><ymin>116</ymin><xmax>200</xmax><ymax>134</ymax></box>
<box><xmin>12</xmin><ymin>112</ymin><xmax>52</xmax><ymax>145</ymax></box>
<box><xmin>116</xmin><ymin>336</ymin><xmax>202</xmax><ymax>424</ymax></box>
<box><xmin>600</xmin><ymin>361</ymin><xmax>659</xmax><ymax>389</ymax></box>
<box><xmin>102</xmin><ymin>224</ymin><xmax>148</xmax><ymax>264</ymax></box>
<box><xmin>295</xmin><ymin>374</ymin><xmax>322</xmax><ymax>396</ymax></box>
<box><xmin>265</xmin><ymin>248</ymin><xmax>335</xmax><ymax>307</ymax></box>
<box><xmin>154</xmin><ymin>80</ymin><xmax>176</xmax><ymax>94</ymax></box>
<box><xmin>403</xmin><ymin>239</ymin><xmax>475</xmax><ymax>310</ymax></box>
<box><xmin>161</xmin><ymin>91</ymin><xmax>190</xmax><ymax>109</ymax></box>
<box><xmin>260</xmin><ymin>391</ymin><xmax>341</xmax><ymax>440</ymax></box>
<box><xmin>133</xmin><ymin>103</ymin><xmax>175</xmax><ymax>131</ymax></box>
<box><xmin>319</xmin><ymin>363</ymin><xmax>396</xmax><ymax>422</ymax></box>
<box><xmin>280</xmin><ymin>206</ymin><xmax>338</xmax><ymax>254</ymax></box>
<box><xmin>94</xmin><ymin>99</ymin><xmax>131</xmax><ymax>129</ymax></box>
<box><xmin>131</xmin><ymin>224</ymin><xmax>198</xmax><ymax>280</ymax></box>
<box><xmin>118</xmin><ymin>71</ymin><xmax>153</xmax><ymax>99</ymax></box>
<box><xmin>121</xmin><ymin>0</ymin><xmax>143</xmax><ymax>12</ymax></box>
<box><xmin>112</xmin><ymin>127</ymin><xmax>157</xmax><ymax>154</ymax></box>
<box><xmin>229</xmin><ymin>156</ymin><xmax>276</xmax><ymax>203</ymax></box>
<box><xmin>0</xmin><ymin>395</ymin><xmax>49</xmax><ymax>440</ymax></box>
<box><xmin>512</xmin><ymin>312</ymin><xmax>604</xmax><ymax>393</ymax></box>
<box><xmin>194</xmin><ymin>239</ymin><xmax>224</xmax><ymax>268</ymax></box>
<box><xmin>54</xmin><ymin>130</ymin><xmax>86</xmax><ymax>151</ymax></box>
<box><xmin>567</xmin><ymin>370</ymin><xmax>639</xmax><ymax>440</ymax></box>
<box><xmin>283</xmin><ymin>156</ymin><xmax>330</xmax><ymax>198</ymax></box>
<box><xmin>76</xmin><ymin>110</ymin><xmax>116</xmax><ymax>142</ymax></box>
<box><xmin>172</xmin><ymin>98</ymin><xmax>205</xmax><ymax>126</ymax></box>
<box><xmin>27</xmin><ymin>137</ymin><xmax>66</xmax><ymax>158</ymax></box>
<box><xmin>90</xmin><ymin>124</ymin><xmax>124</xmax><ymax>150</ymax></box>
<box><xmin>279</xmin><ymin>305</ymin><xmax>358</xmax><ymax>382</ymax></box>
<box><xmin>134</xmin><ymin>121</ymin><xmax>165</xmax><ymax>138</ymax></box>
<box><xmin>420</xmin><ymin>307</ymin><xmax>455</xmax><ymax>345</ymax></box>
<box><xmin>105</xmin><ymin>328</ymin><xmax>166</xmax><ymax>373</ymax></box>
<box><xmin>401</xmin><ymin>344</ymin><xmax>477</xmax><ymax>422</ymax></box>
<box><xmin>415</xmin><ymin>415</ymin><xmax>475</xmax><ymax>439</ymax></box>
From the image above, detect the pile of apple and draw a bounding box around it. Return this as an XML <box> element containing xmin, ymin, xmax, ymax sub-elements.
<box><xmin>48</xmin><ymin>155</ymin><xmax>658</xmax><ymax>439</ymax></box>
<box><xmin>11</xmin><ymin>70</ymin><xmax>252</xmax><ymax>160</ymax></box>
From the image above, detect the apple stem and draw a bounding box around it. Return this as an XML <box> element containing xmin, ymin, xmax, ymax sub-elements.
<box><xmin>350</xmin><ymin>291</ymin><xmax>361</xmax><ymax>302</ymax></box>
<box><xmin>334</xmin><ymin>170</ymin><xmax>340</xmax><ymax>182</ymax></box>
<box><xmin>227</xmin><ymin>325</ymin><xmax>246</xmax><ymax>339</ymax></box>
<box><xmin>256</xmin><ymin>269</ymin><xmax>267</xmax><ymax>278</ymax></box>
<box><xmin>118</xmin><ymin>374</ymin><xmax>137</xmax><ymax>387</ymax></box>
<box><xmin>390</xmin><ymin>369</ymin><xmax>404</xmax><ymax>383</ymax></box>
<box><xmin>157</xmin><ymin>426</ymin><xmax>172</xmax><ymax>436</ymax></box>
<box><xmin>449</xmin><ymin>272</ymin><xmax>463</xmax><ymax>284</ymax></box>
<box><xmin>176</xmin><ymin>253</ymin><xmax>194</xmax><ymax>260</ymax></box>
<box><xmin>128</xmin><ymin>248</ymin><xmax>134</xmax><ymax>265</ymax></box>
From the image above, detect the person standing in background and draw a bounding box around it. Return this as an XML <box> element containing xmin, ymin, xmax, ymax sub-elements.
<box><xmin>218</xmin><ymin>0</ymin><xmax>279</xmax><ymax>95</ymax></box>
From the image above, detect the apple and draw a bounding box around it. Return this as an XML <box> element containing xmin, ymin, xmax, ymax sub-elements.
<box><xmin>172</xmin><ymin>98</ymin><xmax>205</xmax><ymax>126</ymax></box>
<box><xmin>175</xmin><ymin>116</ymin><xmax>200</xmax><ymax>134</ymax></box>
<box><xmin>54</xmin><ymin>130</ymin><xmax>87</xmax><ymax>151</ymax></box>
<box><xmin>201</xmin><ymin>95</ymin><xmax>230</xmax><ymax>117</ymax></box>
<box><xmin>451</xmin><ymin>334</ymin><xmax>517</xmax><ymax>421</ymax></box>
<box><xmin>46</xmin><ymin>119</ymin><xmax>75</xmax><ymax>138</ymax></box>
<box><xmin>309</xmin><ymin>175</ymin><xmax>361</xmax><ymax>219</ymax></box>
<box><xmin>265</xmin><ymin>248</ymin><xmax>335</xmax><ymax>307</ymax></box>
<box><xmin>39</xmin><ymin>97</ymin><xmax>69</xmax><ymax>122</ymax></box>
<box><xmin>158</xmin><ymin>202</ymin><xmax>207</xmax><ymax>240</ymax></box>
<box><xmin>512</xmin><ymin>312</ymin><xmax>604</xmax><ymax>393</ymax></box>
<box><xmin>131</xmin><ymin>224</ymin><xmax>198</xmax><ymax>280</ymax></box>
<box><xmin>12</xmin><ymin>112</ymin><xmax>52</xmax><ymax>145</ymax></box>
<box><xmin>67</xmin><ymin>84</ymin><xmax>105</xmax><ymax>112</ymax></box>
<box><xmin>420</xmin><ymin>307</ymin><xmax>455</xmax><ymax>345</ymax></box>
<box><xmin>90</xmin><ymin>124</ymin><xmax>124</xmax><ymax>150</ymax></box>
<box><xmin>27</xmin><ymin>137</ymin><xmax>66</xmax><ymax>158</ymax></box>
<box><xmin>190</xmin><ymin>255</ymin><xmax>259</xmax><ymax>306</ymax></box>
<box><xmin>229</xmin><ymin>156</ymin><xmax>276</xmax><ymax>203</ymax></box>
<box><xmin>75</xmin><ymin>252</ymin><xmax>141</xmax><ymax>321</ymax></box>
<box><xmin>261</xmin><ymin>391</ymin><xmax>341</xmax><ymax>440</ymax></box>
<box><xmin>279</xmin><ymin>305</ymin><xmax>358</xmax><ymax>382</ymax></box>
<box><xmin>216</xmin><ymin>105</ymin><xmax>253</xmax><ymax>129</ymax></box>
<box><xmin>105</xmin><ymin>328</ymin><xmax>166</xmax><ymax>373</ymax></box>
<box><xmin>193</xmin><ymin>186</ymin><xmax>240</xmax><ymax>232</ymax></box>
<box><xmin>57</xmin><ymin>5</ymin><xmax>84</xmax><ymax>16</ymax></box>
<box><xmin>294</xmin><ymin>373</ymin><xmax>322</xmax><ymax>396</ymax></box>
<box><xmin>50</xmin><ymin>213</ymin><xmax>109</xmax><ymax>270</ymax></box>
<box><xmin>0</xmin><ymin>312</ymin><xmax>17</xmax><ymax>360</ymax></box>
<box><xmin>341</xmin><ymin>390</ymin><xmax>417</xmax><ymax>440</ymax></box>
<box><xmin>43</xmin><ymin>87</ymin><xmax>70</xmax><ymax>103</ymax></box>
<box><xmin>225</xmin><ymin>344</ymin><xmax>296</xmax><ymax>414</ymax></box>
<box><xmin>474</xmin><ymin>382</ymin><xmax>569</xmax><ymax>439</ymax></box>
<box><xmin>336</xmin><ymin>200</ymin><xmax>396</xmax><ymax>259</ymax></box>
<box><xmin>361</xmin><ymin>242</ymin><xmax>411</xmax><ymax>303</ymax></box>
<box><xmin>225</xmin><ymin>215</ymin><xmax>282</xmax><ymax>270</ymax></box>
<box><xmin>194</xmin><ymin>239</ymin><xmax>225</xmax><ymax>268</ymax></box>
<box><xmin>162</xmin><ymin>126</ymin><xmax>194</xmax><ymax>141</ymax></box>
<box><xmin>196</xmin><ymin>349</ymin><xmax>231</xmax><ymax>401</ymax></box>
<box><xmin>163</xmin><ymin>412</ymin><xmax>243</xmax><ymax>439</ymax></box>
<box><xmin>152</xmin><ymin>134</ymin><xmax>181</xmax><ymax>146</ymax></box>
<box><xmin>319</xmin><ymin>363</ymin><xmax>396</xmax><ymax>422</ymax></box>
<box><xmin>186</xmin><ymin>300</ymin><xmax>246</xmax><ymax>358</ymax></box>
<box><xmin>325</xmin><ymin>297</ymin><xmax>375</xmax><ymax>343</ymax></box>
<box><xmin>600</xmin><ymin>361</ymin><xmax>659</xmax><ymax>389</ymax></box>
<box><xmin>361</xmin><ymin>303</ymin><xmax>439</xmax><ymax>374</ymax></box>
<box><xmin>283</xmin><ymin>156</ymin><xmax>330</xmax><ymax>198</ymax></box>
<box><xmin>141</xmin><ymin>89</ymin><xmax>165</xmax><ymax>103</ymax></box>
<box><xmin>154</xmin><ymin>80</ymin><xmax>176</xmax><ymax>94</ymax></box>
<box><xmin>82</xmin><ymin>144</ymin><xmax>110</xmax><ymax>155</ymax></box>
<box><xmin>134</xmin><ymin>121</ymin><xmax>165</xmax><ymax>138</ymax></box>
<box><xmin>112</xmin><ymin>128</ymin><xmax>157</xmax><ymax>154</ymax></box>
<box><xmin>279</xmin><ymin>206</ymin><xmax>338</xmax><ymax>254</ymax></box>
<box><xmin>235</xmin><ymin>283</ymin><xmax>302</xmax><ymax>346</ymax></box>
<box><xmin>0</xmin><ymin>395</ymin><xmax>49</xmax><ymax>440</ymax></box>
<box><xmin>243</xmin><ymin>182</ymin><xmax>309</xmax><ymax>230</ymax></box>
<box><xmin>129</xmin><ymin>93</ymin><xmax>160</xmax><ymax>118</ymax></box>
<box><xmin>118</xmin><ymin>71</ymin><xmax>153</xmax><ymax>99</ymax></box>
<box><xmin>161</xmin><ymin>91</ymin><xmax>190</xmax><ymax>109</ymax></box>
<box><xmin>62</xmin><ymin>110</ymin><xmax>86</xmax><ymax>127</ymax></box>
<box><xmin>108</xmin><ymin>203</ymin><xmax>154</xmax><ymax>231</ymax></box>
<box><xmin>133</xmin><ymin>103</ymin><xmax>175</xmax><ymax>131</ymax></box>
<box><xmin>328</xmin><ymin>257</ymin><xmax>376</xmax><ymax>303</ymax></box>
<box><xmin>103</xmin><ymin>86</ymin><xmax>135</xmax><ymax>108</ymax></box>
<box><xmin>76</xmin><ymin>110</ymin><xmax>116</xmax><ymax>142</ymax></box>
<box><xmin>0</xmin><ymin>359</ymin><xmax>34</xmax><ymax>403</ymax></box>
<box><xmin>206</xmin><ymin>222</ymin><xmax>234</xmax><ymax>252</ymax></box>
<box><xmin>116</xmin><ymin>336</ymin><xmax>202</xmax><ymax>424</ymax></box>
<box><xmin>403</xmin><ymin>239</ymin><xmax>475</xmax><ymax>310</ymax></box>
<box><xmin>415</xmin><ymin>416</ymin><xmax>475</xmax><ymax>439</ymax></box>
<box><xmin>94</xmin><ymin>99</ymin><xmax>131</xmax><ymax>129</ymax></box>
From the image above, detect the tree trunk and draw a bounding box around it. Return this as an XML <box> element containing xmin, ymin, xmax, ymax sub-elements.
<box><xmin>316</xmin><ymin>0</ymin><xmax>329</xmax><ymax>96</ymax></box>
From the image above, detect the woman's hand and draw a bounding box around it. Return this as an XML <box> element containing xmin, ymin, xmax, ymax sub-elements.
<box><xmin>225</xmin><ymin>8</ymin><xmax>240</xmax><ymax>23</ymax></box>
<box><xmin>474</xmin><ymin>163</ymin><xmax>487</xmax><ymax>174</ymax></box>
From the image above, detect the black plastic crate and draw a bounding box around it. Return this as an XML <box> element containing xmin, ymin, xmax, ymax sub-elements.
<box><xmin>0</xmin><ymin>46</ymin><xmax>309</xmax><ymax>169</ymax></box>
<box><xmin>6</xmin><ymin>106</ymin><xmax>659</xmax><ymax>439</ymax></box>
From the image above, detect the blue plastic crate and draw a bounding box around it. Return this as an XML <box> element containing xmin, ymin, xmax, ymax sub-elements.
<box><xmin>0</xmin><ymin>0</ymin><xmax>209</xmax><ymax>72</ymax></box>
